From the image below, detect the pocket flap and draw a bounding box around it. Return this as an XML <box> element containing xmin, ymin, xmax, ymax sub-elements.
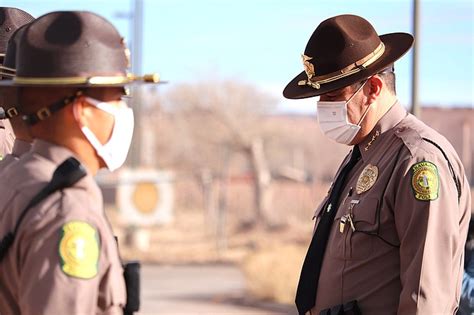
<box><xmin>352</xmin><ymin>197</ymin><xmax>378</xmax><ymax>225</ymax></box>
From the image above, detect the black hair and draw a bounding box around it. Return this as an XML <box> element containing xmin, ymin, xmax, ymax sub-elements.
<box><xmin>379</xmin><ymin>71</ymin><xmax>396</xmax><ymax>94</ymax></box>
<box><xmin>351</xmin><ymin>67</ymin><xmax>397</xmax><ymax>95</ymax></box>
<box><xmin>378</xmin><ymin>64</ymin><xmax>396</xmax><ymax>94</ymax></box>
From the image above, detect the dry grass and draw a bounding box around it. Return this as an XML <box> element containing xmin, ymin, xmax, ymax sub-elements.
<box><xmin>241</xmin><ymin>244</ymin><xmax>306</xmax><ymax>305</ymax></box>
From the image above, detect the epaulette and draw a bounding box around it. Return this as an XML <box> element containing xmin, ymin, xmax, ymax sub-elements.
<box><xmin>393</xmin><ymin>124</ymin><xmax>423</xmax><ymax>157</ymax></box>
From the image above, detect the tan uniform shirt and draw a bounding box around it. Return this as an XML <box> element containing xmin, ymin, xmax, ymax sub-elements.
<box><xmin>0</xmin><ymin>120</ymin><xmax>14</xmax><ymax>160</ymax></box>
<box><xmin>0</xmin><ymin>139</ymin><xmax>32</xmax><ymax>171</ymax></box>
<box><xmin>311</xmin><ymin>102</ymin><xmax>471</xmax><ymax>315</ymax></box>
<box><xmin>0</xmin><ymin>140</ymin><xmax>126</xmax><ymax>315</ymax></box>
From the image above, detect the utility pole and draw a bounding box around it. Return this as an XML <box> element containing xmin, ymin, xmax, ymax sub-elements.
<box><xmin>129</xmin><ymin>0</ymin><xmax>144</xmax><ymax>168</ymax></box>
<box><xmin>411</xmin><ymin>0</ymin><xmax>420</xmax><ymax>117</ymax></box>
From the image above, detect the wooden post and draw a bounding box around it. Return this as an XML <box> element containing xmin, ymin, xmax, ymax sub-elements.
<box><xmin>250</xmin><ymin>138</ymin><xmax>272</xmax><ymax>226</ymax></box>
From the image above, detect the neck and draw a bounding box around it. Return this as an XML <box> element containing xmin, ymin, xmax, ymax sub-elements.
<box><xmin>36</xmin><ymin>136</ymin><xmax>100</xmax><ymax>175</ymax></box>
<box><xmin>11</xmin><ymin>118</ymin><xmax>33</xmax><ymax>142</ymax></box>
<box><xmin>376</xmin><ymin>92</ymin><xmax>398</xmax><ymax>121</ymax></box>
<box><xmin>66</xmin><ymin>138</ymin><xmax>101</xmax><ymax>175</ymax></box>
<box><xmin>11</xmin><ymin>129</ymin><xmax>33</xmax><ymax>143</ymax></box>
<box><xmin>351</xmin><ymin>92</ymin><xmax>398</xmax><ymax>145</ymax></box>
<box><xmin>28</xmin><ymin>110</ymin><xmax>102</xmax><ymax>175</ymax></box>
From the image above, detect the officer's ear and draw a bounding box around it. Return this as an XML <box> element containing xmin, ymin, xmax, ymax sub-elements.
<box><xmin>72</xmin><ymin>97</ymin><xmax>94</xmax><ymax>128</ymax></box>
<box><xmin>367</xmin><ymin>75</ymin><xmax>383</xmax><ymax>104</ymax></box>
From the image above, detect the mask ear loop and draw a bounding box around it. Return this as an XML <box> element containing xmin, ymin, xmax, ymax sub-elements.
<box><xmin>351</xmin><ymin>78</ymin><xmax>372</xmax><ymax>126</ymax></box>
<box><xmin>356</xmin><ymin>101</ymin><xmax>373</xmax><ymax>126</ymax></box>
<box><xmin>73</xmin><ymin>97</ymin><xmax>107</xmax><ymax>154</ymax></box>
<box><xmin>346</xmin><ymin>79</ymin><xmax>368</xmax><ymax>105</ymax></box>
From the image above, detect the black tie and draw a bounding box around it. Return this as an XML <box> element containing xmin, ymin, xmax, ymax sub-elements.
<box><xmin>295</xmin><ymin>146</ymin><xmax>361</xmax><ymax>315</ymax></box>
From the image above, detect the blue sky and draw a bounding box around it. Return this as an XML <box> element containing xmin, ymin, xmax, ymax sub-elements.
<box><xmin>3</xmin><ymin>0</ymin><xmax>474</xmax><ymax>113</ymax></box>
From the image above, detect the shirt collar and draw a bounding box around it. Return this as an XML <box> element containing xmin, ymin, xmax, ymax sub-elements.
<box><xmin>11</xmin><ymin>139</ymin><xmax>32</xmax><ymax>159</ymax></box>
<box><xmin>30</xmin><ymin>140</ymin><xmax>100</xmax><ymax>198</ymax></box>
<box><xmin>31</xmin><ymin>139</ymin><xmax>80</xmax><ymax>165</ymax></box>
<box><xmin>359</xmin><ymin>101</ymin><xmax>407</xmax><ymax>161</ymax></box>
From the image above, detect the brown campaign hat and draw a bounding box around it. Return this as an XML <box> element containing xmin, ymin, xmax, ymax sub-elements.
<box><xmin>0</xmin><ymin>7</ymin><xmax>34</xmax><ymax>59</ymax></box>
<box><xmin>283</xmin><ymin>14</ymin><xmax>414</xmax><ymax>99</ymax></box>
<box><xmin>0</xmin><ymin>24</ymin><xmax>30</xmax><ymax>120</ymax></box>
<box><xmin>1</xmin><ymin>11</ymin><xmax>160</xmax><ymax>87</ymax></box>
<box><xmin>0</xmin><ymin>24</ymin><xmax>30</xmax><ymax>80</ymax></box>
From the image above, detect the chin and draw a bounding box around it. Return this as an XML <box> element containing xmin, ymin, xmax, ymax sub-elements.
<box><xmin>349</xmin><ymin>138</ymin><xmax>362</xmax><ymax>146</ymax></box>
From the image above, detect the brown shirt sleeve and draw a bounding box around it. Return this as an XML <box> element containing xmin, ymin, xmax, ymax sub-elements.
<box><xmin>394</xmin><ymin>143</ymin><xmax>469</xmax><ymax>314</ymax></box>
<box><xmin>17</xmin><ymin>189</ymin><xmax>125</xmax><ymax>315</ymax></box>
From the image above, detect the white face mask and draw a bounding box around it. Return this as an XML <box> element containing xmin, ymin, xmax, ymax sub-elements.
<box><xmin>316</xmin><ymin>80</ymin><xmax>371</xmax><ymax>145</ymax></box>
<box><xmin>75</xmin><ymin>96</ymin><xmax>134</xmax><ymax>171</ymax></box>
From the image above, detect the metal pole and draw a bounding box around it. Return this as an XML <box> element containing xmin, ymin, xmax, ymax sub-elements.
<box><xmin>411</xmin><ymin>0</ymin><xmax>420</xmax><ymax>117</ymax></box>
<box><xmin>129</xmin><ymin>0</ymin><xmax>144</xmax><ymax>168</ymax></box>
<box><xmin>132</xmin><ymin>0</ymin><xmax>143</xmax><ymax>76</ymax></box>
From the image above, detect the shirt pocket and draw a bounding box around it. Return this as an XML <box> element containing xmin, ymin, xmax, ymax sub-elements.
<box><xmin>348</xmin><ymin>197</ymin><xmax>379</xmax><ymax>260</ymax></box>
<box><xmin>327</xmin><ymin>209</ymin><xmax>350</xmax><ymax>260</ymax></box>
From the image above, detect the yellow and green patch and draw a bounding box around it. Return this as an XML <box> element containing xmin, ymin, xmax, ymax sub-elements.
<box><xmin>411</xmin><ymin>161</ymin><xmax>439</xmax><ymax>201</ymax></box>
<box><xmin>59</xmin><ymin>221</ymin><xmax>100</xmax><ymax>279</ymax></box>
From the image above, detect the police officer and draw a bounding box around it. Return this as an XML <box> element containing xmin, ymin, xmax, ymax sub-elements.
<box><xmin>283</xmin><ymin>15</ymin><xmax>471</xmax><ymax>314</ymax></box>
<box><xmin>0</xmin><ymin>7</ymin><xmax>34</xmax><ymax>159</ymax></box>
<box><xmin>0</xmin><ymin>11</ymin><xmax>159</xmax><ymax>314</ymax></box>
<box><xmin>0</xmin><ymin>23</ymin><xmax>34</xmax><ymax>168</ymax></box>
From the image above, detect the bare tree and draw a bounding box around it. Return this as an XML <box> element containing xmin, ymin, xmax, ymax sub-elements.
<box><xmin>150</xmin><ymin>79</ymin><xmax>277</xmax><ymax>228</ymax></box>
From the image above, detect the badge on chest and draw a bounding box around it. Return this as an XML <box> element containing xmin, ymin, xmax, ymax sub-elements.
<box><xmin>356</xmin><ymin>164</ymin><xmax>378</xmax><ymax>195</ymax></box>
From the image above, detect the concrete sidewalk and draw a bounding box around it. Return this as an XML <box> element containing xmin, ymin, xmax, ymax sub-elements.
<box><xmin>138</xmin><ymin>264</ymin><xmax>296</xmax><ymax>315</ymax></box>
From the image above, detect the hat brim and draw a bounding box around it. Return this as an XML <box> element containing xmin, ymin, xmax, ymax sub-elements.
<box><xmin>0</xmin><ymin>73</ymin><xmax>165</xmax><ymax>87</ymax></box>
<box><xmin>283</xmin><ymin>32</ymin><xmax>414</xmax><ymax>99</ymax></box>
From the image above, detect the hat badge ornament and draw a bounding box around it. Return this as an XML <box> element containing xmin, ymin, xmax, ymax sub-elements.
<box><xmin>298</xmin><ymin>54</ymin><xmax>321</xmax><ymax>89</ymax></box>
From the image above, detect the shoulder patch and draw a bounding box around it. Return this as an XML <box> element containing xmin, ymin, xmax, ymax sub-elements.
<box><xmin>59</xmin><ymin>221</ymin><xmax>100</xmax><ymax>279</ymax></box>
<box><xmin>410</xmin><ymin>161</ymin><xmax>439</xmax><ymax>201</ymax></box>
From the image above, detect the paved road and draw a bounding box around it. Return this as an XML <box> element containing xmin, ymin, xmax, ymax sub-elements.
<box><xmin>138</xmin><ymin>264</ymin><xmax>296</xmax><ymax>315</ymax></box>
